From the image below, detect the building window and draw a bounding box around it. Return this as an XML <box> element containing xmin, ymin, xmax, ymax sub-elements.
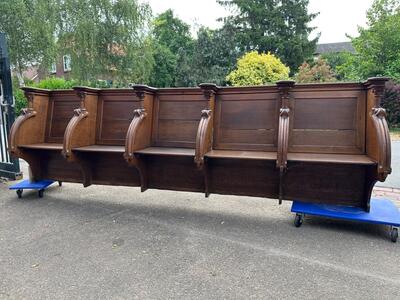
<box><xmin>50</xmin><ymin>63</ymin><xmax>57</xmax><ymax>74</ymax></box>
<box><xmin>63</xmin><ymin>55</ymin><xmax>71</xmax><ymax>72</ymax></box>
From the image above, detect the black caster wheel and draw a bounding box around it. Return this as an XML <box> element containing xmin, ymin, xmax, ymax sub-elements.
<box><xmin>294</xmin><ymin>213</ymin><xmax>303</xmax><ymax>228</ymax></box>
<box><xmin>390</xmin><ymin>227</ymin><xmax>398</xmax><ymax>243</ymax></box>
<box><xmin>16</xmin><ymin>189</ymin><xmax>23</xmax><ymax>199</ymax></box>
<box><xmin>38</xmin><ymin>189</ymin><xmax>44</xmax><ymax>198</ymax></box>
<box><xmin>58</xmin><ymin>181</ymin><xmax>62</xmax><ymax>187</ymax></box>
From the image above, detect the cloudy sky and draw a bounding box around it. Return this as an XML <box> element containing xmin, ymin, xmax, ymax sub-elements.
<box><xmin>143</xmin><ymin>0</ymin><xmax>375</xmax><ymax>43</ymax></box>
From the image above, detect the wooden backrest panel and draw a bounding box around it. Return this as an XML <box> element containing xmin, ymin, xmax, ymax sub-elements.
<box><xmin>152</xmin><ymin>89</ymin><xmax>207</xmax><ymax>148</ymax></box>
<box><xmin>96</xmin><ymin>90</ymin><xmax>140</xmax><ymax>145</ymax></box>
<box><xmin>214</xmin><ymin>87</ymin><xmax>280</xmax><ymax>151</ymax></box>
<box><xmin>45</xmin><ymin>91</ymin><xmax>80</xmax><ymax>143</ymax></box>
<box><xmin>290</xmin><ymin>85</ymin><xmax>366</xmax><ymax>154</ymax></box>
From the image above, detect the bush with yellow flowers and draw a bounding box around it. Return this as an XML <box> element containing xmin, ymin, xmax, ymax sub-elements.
<box><xmin>226</xmin><ymin>51</ymin><xmax>290</xmax><ymax>86</ymax></box>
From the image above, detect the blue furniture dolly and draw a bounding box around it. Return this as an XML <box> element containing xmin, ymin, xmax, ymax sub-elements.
<box><xmin>9</xmin><ymin>180</ymin><xmax>62</xmax><ymax>198</ymax></box>
<box><xmin>292</xmin><ymin>198</ymin><xmax>400</xmax><ymax>243</ymax></box>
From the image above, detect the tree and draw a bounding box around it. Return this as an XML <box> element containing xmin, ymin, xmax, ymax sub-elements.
<box><xmin>151</xmin><ymin>9</ymin><xmax>195</xmax><ymax>87</ymax></box>
<box><xmin>350</xmin><ymin>0</ymin><xmax>400</xmax><ymax>80</ymax></box>
<box><xmin>57</xmin><ymin>0</ymin><xmax>154</xmax><ymax>84</ymax></box>
<box><xmin>321</xmin><ymin>52</ymin><xmax>358</xmax><ymax>81</ymax></box>
<box><xmin>0</xmin><ymin>0</ymin><xmax>57</xmax><ymax>84</ymax></box>
<box><xmin>191</xmin><ymin>24</ymin><xmax>242</xmax><ymax>85</ymax></box>
<box><xmin>295</xmin><ymin>57</ymin><xmax>336</xmax><ymax>83</ymax></box>
<box><xmin>226</xmin><ymin>51</ymin><xmax>289</xmax><ymax>86</ymax></box>
<box><xmin>217</xmin><ymin>0</ymin><xmax>319</xmax><ymax>73</ymax></box>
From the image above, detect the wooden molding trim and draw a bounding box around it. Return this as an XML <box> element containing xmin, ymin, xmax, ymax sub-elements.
<box><xmin>195</xmin><ymin>109</ymin><xmax>213</xmax><ymax>169</ymax></box>
<box><xmin>62</xmin><ymin>108</ymin><xmax>89</xmax><ymax>159</ymax></box>
<box><xmin>124</xmin><ymin>108</ymin><xmax>147</xmax><ymax>165</ymax></box>
<box><xmin>199</xmin><ymin>83</ymin><xmax>219</xmax><ymax>100</ymax></box>
<box><xmin>8</xmin><ymin>108</ymin><xmax>37</xmax><ymax>155</ymax></box>
<box><xmin>371</xmin><ymin>107</ymin><xmax>392</xmax><ymax>181</ymax></box>
<box><xmin>130</xmin><ymin>84</ymin><xmax>157</xmax><ymax>100</ymax></box>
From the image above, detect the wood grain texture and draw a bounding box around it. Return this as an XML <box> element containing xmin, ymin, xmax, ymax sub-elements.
<box><xmin>8</xmin><ymin>79</ymin><xmax>392</xmax><ymax>211</ymax></box>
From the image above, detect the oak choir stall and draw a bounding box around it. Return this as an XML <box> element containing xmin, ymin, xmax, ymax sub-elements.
<box><xmin>9</xmin><ymin>77</ymin><xmax>392</xmax><ymax>211</ymax></box>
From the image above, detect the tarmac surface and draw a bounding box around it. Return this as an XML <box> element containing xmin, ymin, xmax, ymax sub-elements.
<box><xmin>1</xmin><ymin>173</ymin><xmax>400</xmax><ymax>299</ymax></box>
<box><xmin>378</xmin><ymin>140</ymin><xmax>400</xmax><ymax>188</ymax></box>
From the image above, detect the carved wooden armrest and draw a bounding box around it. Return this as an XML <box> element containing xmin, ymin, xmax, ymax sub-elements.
<box><xmin>277</xmin><ymin>108</ymin><xmax>290</xmax><ymax>172</ymax></box>
<box><xmin>195</xmin><ymin>109</ymin><xmax>213</xmax><ymax>169</ymax></box>
<box><xmin>62</xmin><ymin>108</ymin><xmax>89</xmax><ymax>159</ymax></box>
<box><xmin>371</xmin><ymin>107</ymin><xmax>392</xmax><ymax>181</ymax></box>
<box><xmin>124</xmin><ymin>108</ymin><xmax>147</xmax><ymax>164</ymax></box>
<box><xmin>8</xmin><ymin>108</ymin><xmax>37</xmax><ymax>156</ymax></box>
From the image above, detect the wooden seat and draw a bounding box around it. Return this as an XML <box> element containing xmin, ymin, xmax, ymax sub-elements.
<box><xmin>73</xmin><ymin>145</ymin><xmax>125</xmax><ymax>153</ymax></box>
<box><xmin>205</xmin><ymin>150</ymin><xmax>276</xmax><ymax>160</ymax></box>
<box><xmin>135</xmin><ymin>147</ymin><xmax>195</xmax><ymax>157</ymax></box>
<box><xmin>287</xmin><ymin>153</ymin><xmax>375</xmax><ymax>165</ymax></box>
<box><xmin>19</xmin><ymin>143</ymin><xmax>63</xmax><ymax>151</ymax></box>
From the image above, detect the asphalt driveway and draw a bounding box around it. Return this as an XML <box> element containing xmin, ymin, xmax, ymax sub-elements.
<box><xmin>378</xmin><ymin>140</ymin><xmax>400</xmax><ymax>188</ymax></box>
<box><xmin>1</xmin><ymin>176</ymin><xmax>399</xmax><ymax>299</ymax></box>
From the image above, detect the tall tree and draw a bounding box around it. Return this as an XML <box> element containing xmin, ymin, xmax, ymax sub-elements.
<box><xmin>151</xmin><ymin>9</ymin><xmax>195</xmax><ymax>87</ymax></box>
<box><xmin>57</xmin><ymin>0</ymin><xmax>153</xmax><ymax>84</ymax></box>
<box><xmin>191</xmin><ymin>24</ymin><xmax>242</xmax><ymax>85</ymax></box>
<box><xmin>0</xmin><ymin>0</ymin><xmax>57</xmax><ymax>84</ymax></box>
<box><xmin>217</xmin><ymin>0</ymin><xmax>319</xmax><ymax>73</ymax></box>
<box><xmin>350</xmin><ymin>0</ymin><xmax>400</xmax><ymax>80</ymax></box>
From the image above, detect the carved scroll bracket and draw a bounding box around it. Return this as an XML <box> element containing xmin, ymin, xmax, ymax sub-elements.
<box><xmin>275</xmin><ymin>80</ymin><xmax>295</xmax><ymax>205</ymax></box>
<box><xmin>62</xmin><ymin>108</ymin><xmax>89</xmax><ymax>159</ymax></box>
<box><xmin>195</xmin><ymin>109</ymin><xmax>212</xmax><ymax>169</ymax></box>
<box><xmin>371</xmin><ymin>107</ymin><xmax>392</xmax><ymax>181</ymax></box>
<box><xmin>124</xmin><ymin>108</ymin><xmax>147</xmax><ymax>165</ymax></box>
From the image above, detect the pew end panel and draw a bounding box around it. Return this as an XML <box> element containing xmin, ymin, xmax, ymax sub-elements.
<box><xmin>9</xmin><ymin>88</ymin><xmax>83</xmax><ymax>181</ymax></box>
<box><xmin>364</xmin><ymin>77</ymin><xmax>391</xmax><ymax>182</ymax></box>
<box><xmin>9</xmin><ymin>88</ymin><xmax>50</xmax><ymax>157</ymax></box>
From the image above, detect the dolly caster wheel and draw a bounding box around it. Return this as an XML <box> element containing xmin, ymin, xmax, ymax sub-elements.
<box><xmin>294</xmin><ymin>213</ymin><xmax>304</xmax><ymax>228</ymax></box>
<box><xmin>58</xmin><ymin>181</ymin><xmax>62</xmax><ymax>187</ymax></box>
<box><xmin>390</xmin><ymin>227</ymin><xmax>398</xmax><ymax>243</ymax></box>
<box><xmin>38</xmin><ymin>189</ymin><xmax>44</xmax><ymax>198</ymax></box>
<box><xmin>16</xmin><ymin>189</ymin><xmax>23</xmax><ymax>199</ymax></box>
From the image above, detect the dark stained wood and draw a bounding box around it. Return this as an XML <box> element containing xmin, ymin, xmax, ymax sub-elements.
<box><xmin>20</xmin><ymin>143</ymin><xmax>63</xmax><ymax>150</ymax></box>
<box><xmin>205</xmin><ymin>150</ymin><xmax>276</xmax><ymax>160</ymax></box>
<box><xmin>73</xmin><ymin>145</ymin><xmax>124</xmax><ymax>153</ymax></box>
<box><xmin>287</xmin><ymin>153</ymin><xmax>375</xmax><ymax>165</ymax></box>
<box><xmin>135</xmin><ymin>147</ymin><xmax>195</xmax><ymax>157</ymax></box>
<box><xmin>8</xmin><ymin>79</ymin><xmax>392</xmax><ymax>211</ymax></box>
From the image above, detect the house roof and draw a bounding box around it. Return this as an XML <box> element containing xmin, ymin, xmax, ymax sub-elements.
<box><xmin>315</xmin><ymin>42</ymin><xmax>355</xmax><ymax>55</ymax></box>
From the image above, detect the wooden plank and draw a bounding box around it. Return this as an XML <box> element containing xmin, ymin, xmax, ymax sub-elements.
<box><xmin>206</xmin><ymin>150</ymin><xmax>276</xmax><ymax>160</ymax></box>
<box><xmin>19</xmin><ymin>143</ymin><xmax>63</xmax><ymax>150</ymax></box>
<box><xmin>135</xmin><ymin>147</ymin><xmax>195</xmax><ymax>156</ymax></box>
<box><xmin>287</xmin><ymin>153</ymin><xmax>375</xmax><ymax>165</ymax></box>
<box><xmin>73</xmin><ymin>145</ymin><xmax>124</xmax><ymax>153</ymax></box>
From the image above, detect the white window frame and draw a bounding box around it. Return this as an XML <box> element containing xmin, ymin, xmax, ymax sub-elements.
<box><xmin>63</xmin><ymin>55</ymin><xmax>71</xmax><ymax>72</ymax></box>
<box><xmin>50</xmin><ymin>62</ymin><xmax>57</xmax><ymax>74</ymax></box>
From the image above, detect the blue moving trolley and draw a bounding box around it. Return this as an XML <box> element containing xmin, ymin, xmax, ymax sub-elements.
<box><xmin>9</xmin><ymin>179</ymin><xmax>62</xmax><ymax>198</ymax></box>
<box><xmin>291</xmin><ymin>198</ymin><xmax>400</xmax><ymax>242</ymax></box>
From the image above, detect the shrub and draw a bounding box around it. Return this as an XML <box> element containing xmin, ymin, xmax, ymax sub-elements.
<box><xmin>34</xmin><ymin>77</ymin><xmax>79</xmax><ymax>89</ymax></box>
<box><xmin>382</xmin><ymin>80</ymin><xmax>400</xmax><ymax>128</ymax></box>
<box><xmin>295</xmin><ymin>58</ymin><xmax>337</xmax><ymax>83</ymax></box>
<box><xmin>226</xmin><ymin>51</ymin><xmax>290</xmax><ymax>86</ymax></box>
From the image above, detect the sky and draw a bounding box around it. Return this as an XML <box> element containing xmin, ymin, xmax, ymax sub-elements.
<box><xmin>142</xmin><ymin>0</ymin><xmax>375</xmax><ymax>44</ymax></box>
